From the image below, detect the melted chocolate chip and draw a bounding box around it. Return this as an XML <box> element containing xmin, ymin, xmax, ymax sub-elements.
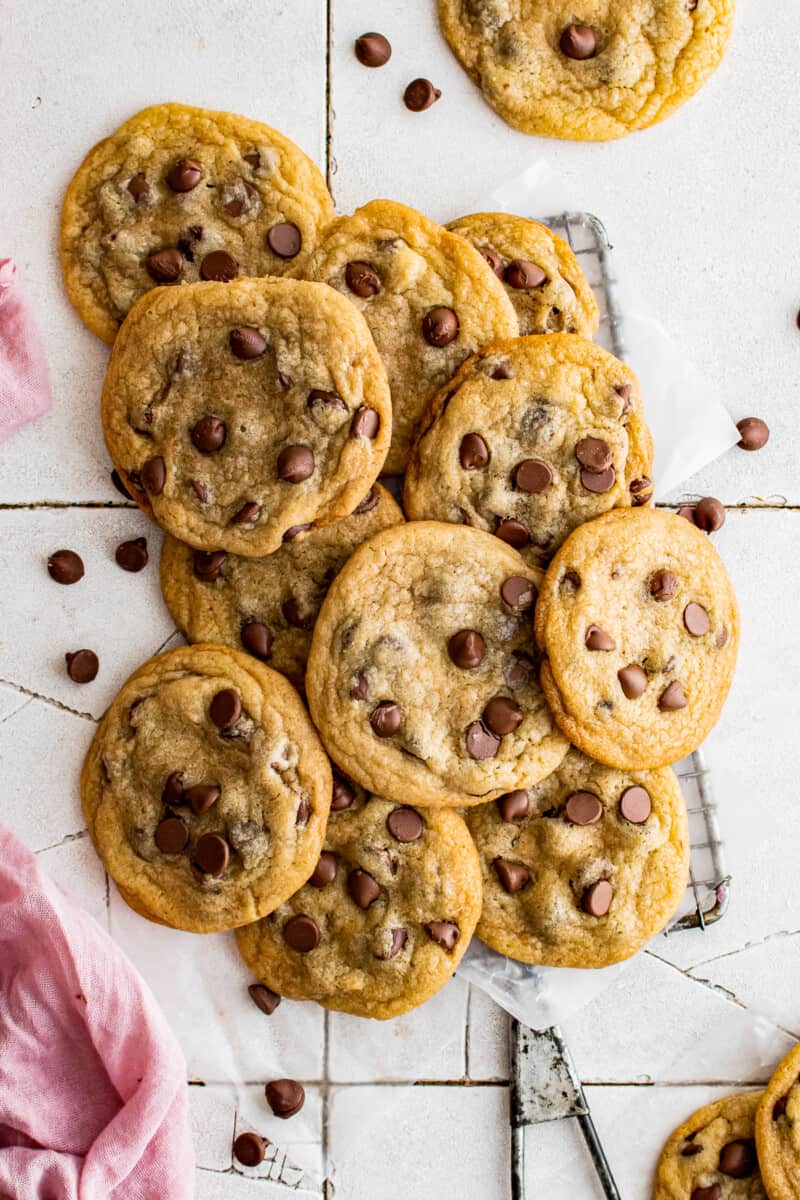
<box><xmin>193</xmin><ymin>549</ymin><xmax>226</xmax><ymax>581</ymax></box>
<box><xmin>497</xmin><ymin>790</ymin><xmax>529</xmax><ymax>823</ymax></box>
<box><xmin>370</xmin><ymin>701</ymin><xmax>401</xmax><ymax>737</ymax></box>
<box><xmin>345</xmin><ymin>261</ymin><xmax>381</xmax><ymax>297</ymax></box>
<box><xmin>422</xmin><ymin>306</ymin><xmax>459</xmax><ymax>346</ymax></box>
<box><xmin>229</xmin><ymin>327</ymin><xmax>267</xmax><ymax>359</ymax></box>
<box><xmin>425</xmin><ymin>920</ymin><xmax>459</xmax><ymax>951</ymax></box>
<box><xmin>459</xmin><ymin>432</ymin><xmax>489</xmax><ymax>469</ymax></box>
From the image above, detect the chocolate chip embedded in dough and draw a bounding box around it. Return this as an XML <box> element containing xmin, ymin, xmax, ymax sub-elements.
<box><xmin>630</xmin><ymin>477</ymin><xmax>653</xmax><ymax>506</ymax></box>
<box><xmin>193</xmin><ymin>549</ymin><xmax>226</xmax><ymax>581</ymax></box>
<box><xmin>465</xmin><ymin>720</ymin><xmax>500</xmax><ymax>760</ymax></box>
<box><xmin>370</xmin><ymin>701</ymin><xmax>401</xmax><ymax>737</ymax></box>
<box><xmin>504</xmin><ymin>259</ymin><xmax>546</xmax><ymax>290</ymax></box>
<box><xmin>618</xmin><ymin>664</ymin><xmax>647</xmax><ymax>699</ymax></box>
<box><xmin>565</xmin><ymin>791</ymin><xmax>603</xmax><ymax>825</ymax></box>
<box><xmin>162</xmin><ymin>771</ymin><xmax>185</xmax><ymax>806</ymax></box>
<box><xmin>580</xmin><ymin>465</ymin><xmax>616</xmax><ymax>493</ymax></box>
<box><xmin>619</xmin><ymin>786</ymin><xmax>651</xmax><ymax>824</ymax></box>
<box><xmin>185</xmin><ymin>784</ymin><xmax>221</xmax><ymax>815</ymax></box>
<box><xmin>494</xmin><ymin>518</ymin><xmax>530</xmax><ymax>549</ymax></box>
<box><xmin>345</xmin><ymin>261</ymin><xmax>381</xmax><ymax>297</ymax></box>
<box><xmin>277</xmin><ymin>445</ymin><xmax>314</xmax><ymax>483</ymax></box>
<box><xmin>209</xmin><ymin>688</ymin><xmax>242</xmax><ymax>729</ymax></box>
<box><xmin>683</xmin><ymin>603</ymin><xmax>711</xmax><ymax>637</ymax></box>
<box><xmin>241</xmin><ymin>621</ymin><xmax>273</xmax><ymax>660</ymax></box>
<box><xmin>582</xmin><ymin>879</ymin><xmax>613</xmax><ymax>916</ymax></box>
<box><xmin>497</xmin><ymin>790</ymin><xmax>529</xmax><ymax>823</ymax></box>
<box><xmin>200</xmin><ymin>250</ymin><xmax>238</xmax><ymax>282</ymax></box>
<box><xmin>310</xmin><ymin>851</ymin><xmax>338</xmax><ymax>888</ymax></box>
<box><xmin>514</xmin><ymin>458</ymin><xmax>553</xmax><ymax>493</ymax></box>
<box><xmin>266</xmin><ymin>223</ymin><xmax>302</xmax><ymax>259</ymax></box>
<box><xmin>482</xmin><ymin>695</ymin><xmax>523</xmax><ymax>736</ymax></box>
<box><xmin>718</xmin><ymin>1139</ymin><xmax>757</xmax><ymax>1179</ymax></box>
<box><xmin>448</xmin><ymin>629</ymin><xmax>486</xmax><ymax>669</ymax></box>
<box><xmin>146</xmin><ymin>248</ymin><xmax>183</xmax><ymax>284</ymax></box>
<box><xmin>193</xmin><ymin>833</ymin><xmax>230</xmax><ymax>877</ymax></box>
<box><xmin>500</xmin><ymin>576</ymin><xmax>536</xmax><ymax>613</ymax></box>
<box><xmin>560</xmin><ymin>24</ymin><xmax>598</xmax><ymax>59</ymax></box>
<box><xmin>348</xmin><ymin>868</ymin><xmax>380</xmax><ymax>909</ymax></box>
<box><xmin>424</xmin><ymin>920</ymin><xmax>460</xmax><ymax>950</ymax></box>
<box><xmin>422</xmin><ymin>306</ymin><xmax>459</xmax><ymax>346</ymax></box>
<box><xmin>386</xmin><ymin>806</ymin><xmax>424</xmax><ymax>843</ymax></box>
<box><xmin>585</xmin><ymin>625</ymin><xmax>615</xmax><ymax>652</ymax></box>
<box><xmin>229</xmin><ymin>327</ymin><xmax>267</xmax><ymax>359</ymax></box>
<box><xmin>141</xmin><ymin>455</ymin><xmax>166</xmax><ymax>495</ymax></box>
<box><xmin>493</xmin><ymin>858</ymin><xmax>530</xmax><ymax>893</ymax></box>
<box><xmin>650</xmin><ymin>570</ymin><xmax>677</xmax><ymax>601</ymax></box>
<box><xmin>658</xmin><ymin>680</ymin><xmax>688</xmax><ymax>711</ymax></box>
<box><xmin>351</xmin><ymin>406</ymin><xmax>380</xmax><ymax>438</ymax></box>
<box><xmin>191</xmin><ymin>415</ymin><xmax>227</xmax><ymax>453</ymax></box>
<box><xmin>283</xmin><ymin>915</ymin><xmax>320</xmax><ymax>952</ymax></box>
<box><xmin>166</xmin><ymin>158</ymin><xmax>203</xmax><ymax>192</ymax></box>
<box><xmin>154</xmin><ymin>817</ymin><xmax>189</xmax><ymax>854</ymax></box>
<box><xmin>459</xmin><ymin>433</ymin><xmax>489</xmax><ymax>469</ymax></box>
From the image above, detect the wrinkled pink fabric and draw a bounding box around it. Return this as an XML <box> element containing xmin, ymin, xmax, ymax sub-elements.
<box><xmin>0</xmin><ymin>827</ymin><xmax>194</xmax><ymax>1199</ymax></box>
<box><xmin>0</xmin><ymin>259</ymin><xmax>51</xmax><ymax>444</ymax></box>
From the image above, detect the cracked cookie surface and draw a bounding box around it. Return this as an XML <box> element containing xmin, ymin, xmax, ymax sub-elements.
<box><xmin>465</xmin><ymin>747</ymin><xmax>688</xmax><ymax>967</ymax></box>
<box><xmin>236</xmin><ymin>785</ymin><xmax>482</xmax><ymax>1019</ymax></box>
<box><xmin>101</xmin><ymin>277</ymin><xmax>392</xmax><ymax>556</ymax></box>
<box><xmin>438</xmin><ymin>1</ymin><xmax>735</xmax><ymax>141</ymax></box>
<box><xmin>535</xmin><ymin>508</ymin><xmax>739</xmax><ymax>769</ymax></box>
<box><xmin>306</xmin><ymin>521</ymin><xmax>568</xmax><ymax>807</ymax></box>
<box><xmin>81</xmin><ymin>644</ymin><xmax>332</xmax><ymax>933</ymax></box>
<box><xmin>61</xmin><ymin>103</ymin><xmax>333</xmax><ymax>343</ymax></box>
<box><xmin>297</xmin><ymin>199</ymin><xmax>518</xmax><ymax>473</ymax></box>
<box><xmin>655</xmin><ymin>1092</ymin><xmax>766</xmax><ymax>1200</ymax></box>
<box><xmin>404</xmin><ymin>334</ymin><xmax>653</xmax><ymax>568</ymax></box>
<box><xmin>756</xmin><ymin>1043</ymin><xmax>800</xmax><ymax>1200</ymax></box>
<box><xmin>160</xmin><ymin>484</ymin><xmax>404</xmax><ymax>691</ymax></box>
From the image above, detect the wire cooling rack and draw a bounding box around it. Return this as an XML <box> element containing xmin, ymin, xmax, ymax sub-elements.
<box><xmin>506</xmin><ymin>214</ymin><xmax>732</xmax><ymax>1200</ymax></box>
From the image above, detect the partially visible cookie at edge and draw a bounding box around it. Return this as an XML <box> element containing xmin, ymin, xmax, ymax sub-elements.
<box><xmin>654</xmin><ymin>1092</ymin><xmax>766</xmax><ymax>1200</ymax></box>
<box><xmin>756</xmin><ymin>1042</ymin><xmax>800</xmax><ymax>1200</ymax></box>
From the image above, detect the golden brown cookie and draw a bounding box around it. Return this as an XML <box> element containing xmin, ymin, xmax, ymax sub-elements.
<box><xmin>306</xmin><ymin>521</ymin><xmax>569</xmax><ymax>807</ymax></box>
<box><xmin>654</xmin><ymin>1092</ymin><xmax>766</xmax><ymax>1200</ymax></box>
<box><xmin>446</xmin><ymin>213</ymin><xmax>599</xmax><ymax>336</ymax></box>
<box><xmin>465</xmin><ymin>747</ymin><xmax>688</xmax><ymax>967</ymax></box>
<box><xmin>296</xmin><ymin>199</ymin><xmax>518</xmax><ymax>472</ymax></box>
<box><xmin>438</xmin><ymin>2</ymin><xmax>735</xmax><ymax>141</ymax></box>
<box><xmin>236</xmin><ymin>785</ymin><xmax>482</xmax><ymax>1019</ymax></box>
<box><xmin>535</xmin><ymin>508</ymin><xmax>739</xmax><ymax>769</ymax></box>
<box><xmin>101</xmin><ymin>277</ymin><xmax>392</xmax><ymax>556</ymax></box>
<box><xmin>756</xmin><ymin>1043</ymin><xmax>800</xmax><ymax>1200</ymax></box>
<box><xmin>160</xmin><ymin>484</ymin><xmax>404</xmax><ymax>691</ymax></box>
<box><xmin>61</xmin><ymin>103</ymin><xmax>333</xmax><ymax>343</ymax></box>
<box><xmin>404</xmin><ymin>334</ymin><xmax>653</xmax><ymax>568</ymax></box>
<box><xmin>81</xmin><ymin>644</ymin><xmax>331</xmax><ymax>933</ymax></box>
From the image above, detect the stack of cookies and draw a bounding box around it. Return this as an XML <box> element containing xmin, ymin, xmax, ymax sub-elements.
<box><xmin>62</xmin><ymin>102</ymin><xmax>739</xmax><ymax>1024</ymax></box>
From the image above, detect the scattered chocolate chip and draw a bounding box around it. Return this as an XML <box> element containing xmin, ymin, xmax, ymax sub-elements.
<box><xmin>690</xmin><ymin>1187</ymin><xmax>721</xmax><ymax>1200</ymax></box>
<box><xmin>281</xmin><ymin>596</ymin><xmax>314</xmax><ymax>630</ymax></box>
<box><xmin>515</xmin><ymin>458</ymin><xmax>553</xmax><ymax>493</ymax></box>
<box><xmin>575</xmin><ymin>437</ymin><xmax>613</xmax><ymax>473</ymax></box>
<box><xmin>193</xmin><ymin>833</ymin><xmax>230</xmax><ymax>877</ymax></box>
<box><xmin>127</xmin><ymin>173</ymin><xmax>150</xmax><ymax>202</ymax></box>
<box><xmin>266</xmin><ymin>1079</ymin><xmax>305</xmax><ymax>1119</ymax></box>
<box><xmin>191</xmin><ymin>416</ymin><xmax>227</xmax><ymax>453</ymax></box>
<box><xmin>64</xmin><ymin>649</ymin><xmax>98</xmax><ymax>683</ymax></box>
<box><xmin>145</xmin><ymin>248</ymin><xmax>183</xmax><ymax>284</ymax></box>
<box><xmin>425</xmin><ymin>920</ymin><xmax>459</xmax><ymax>951</ymax></box>
<box><xmin>267</xmin><ymin>222</ymin><xmax>302</xmax><ymax>259</ymax></box>
<box><xmin>166</xmin><ymin>158</ymin><xmax>203</xmax><ymax>192</ymax></box>
<box><xmin>210</xmin><ymin>688</ymin><xmax>241</xmax><ymax>729</ymax></box>
<box><xmin>677</xmin><ymin>506</ymin><xmax>696</xmax><ymax>523</ymax></box>
<box><xmin>185</xmin><ymin>784</ymin><xmax>221</xmax><ymax>815</ymax></box>
<box><xmin>581</xmin><ymin>466</ymin><xmax>616</xmax><ymax>493</ymax></box>
<box><xmin>354</xmin><ymin>488</ymin><xmax>380</xmax><ymax>515</ymax></box>
<box><xmin>379</xmin><ymin>927</ymin><xmax>408</xmax><ymax>959</ymax></box>
<box><xmin>630</xmin><ymin>477</ymin><xmax>654</xmax><ymax>506</ymax></box>
<box><xmin>422</xmin><ymin>306</ymin><xmax>459</xmax><ymax>346</ymax></box>
<box><xmin>331</xmin><ymin>772</ymin><xmax>356</xmax><ymax>811</ymax></box>
<box><xmin>351</xmin><ymin>406</ymin><xmax>380</xmax><ymax>438</ymax></box>
<box><xmin>494</xmin><ymin>858</ymin><xmax>530</xmax><ymax>893</ymax></box>
<box><xmin>348</xmin><ymin>868</ymin><xmax>380</xmax><ymax>909</ymax></box>
<box><xmin>719</xmin><ymin>1139</ymin><xmax>757</xmax><ymax>1179</ymax></box>
<box><xmin>448</xmin><ymin>629</ymin><xmax>486</xmax><ymax>670</ymax></box>
<box><xmin>479</xmin><ymin>247</ymin><xmax>504</xmax><ymax>278</ymax></box>
<box><xmin>229</xmin><ymin>326</ymin><xmax>267</xmax><ymax>359</ymax></box>
<box><xmin>500</xmin><ymin>576</ymin><xmax>536</xmax><ymax>613</ymax></box>
<box><xmin>736</xmin><ymin>417</ymin><xmax>769</xmax><ymax>451</ymax></box>
<box><xmin>497</xmin><ymin>790</ymin><xmax>529</xmax><ymax>823</ymax></box>
<box><xmin>650</xmin><ymin>570</ymin><xmax>677</xmax><ymax>601</ymax></box>
<box><xmin>277</xmin><ymin>445</ymin><xmax>314</xmax><ymax>483</ymax></box>
<box><xmin>111</xmin><ymin>468</ymin><xmax>133</xmax><ymax>499</ymax></box>
<box><xmin>233</xmin><ymin>1132</ymin><xmax>269</xmax><ymax>1167</ymax></box>
<box><xmin>585</xmin><ymin>625</ymin><xmax>615</xmax><ymax>652</ymax></box>
<box><xmin>619</xmin><ymin>786</ymin><xmax>651</xmax><ymax>824</ymax></box>
<box><xmin>560</xmin><ymin>23</ymin><xmax>598</xmax><ymax>59</ymax></box>
<box><xmin>345</xmin><ymin>261</ymin><xmax>381</xmax><ymax>297</ymax></box>
<box><xmin>459</xmin><ymin>432</ymin><xmax>489</xmax><ymax>469</ymax></box>
<box><xmin>387</xmin><ymin>807</ymin><xmax>424</xmax><ymax>843</ymax></box>
<box><xmin>355</xmin><ymin>31</ymin><xmax>392</xmax><ymax>67</ymax></box>
<box><xmin>282</xmin><ymin>523</ymin><xmax>312</xmax><ymax>542</ymax></box>
<box><xmin>618</xmin><ymin>664</ymin><xmax>647</xmax><ymax>699</ymax></box>
<box><xmin>193</xmin><ymin>549</ymin><xmax>227</xmax><ymax>581</ymax></box>
<box><xmin>283</xmin><ymin>915</ymin><xmax>320</xmax><ymax>952</ymax></box>
<box><xmin>465</xmin><ymin>720</ymin><xmax>500</xmax><ymax>760</ymax></box>
<box><xmin>310</xmin><ymin>851</ymin><xmax>338</xmax><ymax>888</ymax></box>
<box><xmin>47</xmin><ymin>549</ymin><xmax>84</xmax><ymax>585</ymax></box>
<box><xmin>200</xmin><ymin>250</ymin><xmax>238</xmax><ymax>282</ymax></box>
<box><xmin>162</xmin><ymin>771</ymin><xmax>185</xmax><ymax>806</ymax></box>
<box><xmin>370</xmin><ymin>701</ymin><xmax>402</xmax><ymax>737</ymax></box>
<box><xmin>113</xmin><ymin>536</ymin><xmax>149</xmax><ymax>573</ymax></box>
<box><xmin>404</xmin><ymin>78</ymin><xmax>441</xmax><ymax>111</ymax></box>
<box><xmin>659</xmin><ymin>680</ymin><xmax>688</xmax><ymax>711</ymax></box>
<box><xmin>693</xmin><ymin>496</ymin><xmax>725</xmax><ymax>532</ymax></box>
<box><xmin>141</xmin><ymin>456</ymin><xmax>166</xmax><ymax>495</ymax></box>
<box><xmin>504</xmin><ymin>259</ymin><xmax>546</xmax><ymax>289</ymax></box>
<box><xmin>483</xmin><ymin>695</ymin><xmax>523</xmax><ymax>736</ymax></box>
<box><xmin>565</xmin><ymin>791</ymin><xmax>603</xmax><ymax>825</ymax></box>
<box><xmin>155</xmin><ymin>816</ymin><xmax>189</xmax><ymax>854</ymax></box>
<box><xmin>504</xmin><ymin>651</ymin><xmax>535</xmax><ymax>689</ymax></box>
<box><xmin>494</xmin><ymin>518</ymin><xmax>531</xmax><ymax>549</ymax></box>
<box><xmin>248</xmin><ymin>983</ymin><xmax>281</xmax><ymax>1016</ymax></box>
<box><xmin>582</xmin><ymin>879</ymin><xmax>613</xmax><ymax>916</ymax></box>
<box><xmin>241</xmin><ymin>621</ymin><xmax>273</xmax><ymax>660</ymax></box>
<box><xmin>684</xmin><ymin>602</ymin><xmax>711</xmax><ymax>636</ymax></box>
<box><xmin>349</xmin><ymin>670</ymin><xmax>369</xmax><ymax>701</ymax></box>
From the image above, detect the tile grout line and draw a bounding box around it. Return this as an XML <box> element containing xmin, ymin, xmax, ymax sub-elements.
<box><xmin>324</xmin><ymin>0</ymin><xmax>334</xmax><ymax>198</ymax></box>
<box><xmin>1</xmin><ymin>499</ymin><xmax>799</xmax><ymax>512</ymax></box>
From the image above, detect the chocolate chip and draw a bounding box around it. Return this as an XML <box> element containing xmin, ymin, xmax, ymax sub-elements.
<box><xmin>582</xmin><ymin>879</ymin><xmax>613</xmax><ymax>916</ymax></box>
<box><xmin>277</xmin><ymin>445</ymin><xmax>314</xmax><ymax>483</ymax></box>
<box><xmin>459</xmin><ymin>433</ymin><xmax>489</xmax><ymax>469</ymax></box>
<box><xmin>185</xmin><ymin>784</ymin><xmax>221</xmax><ymax>815</ymax></box>
<box><xmin>581</xmin><ymin>466</ymin><xmax>615</xmax><ymax>493</ymax></box>
<box><xmin>177</xmin><ymin>226</ymin><xmax>203</xmax><ymax>261</ymax></box>
<box><xmin>210</xmin><ymin>688</ymin><xmax>242</xmax><ymax>730</ymax></box>
<box><xmin>222</xmin><ymin>182</ymin><xmax>259</xmax><ymax>218</ymax></box>
<box><xmin>348</xmin><ymin>868</ymin><xmax>380</xmax><ymax>909</ymax></box>
<box><xmin>310</xmin><ymin>851</ymin><xmax>338</xmax><ymax>888</ymax></box>
<box><xmin>719</xmin><ymin>1139</ymin><xmax>757</xmax><ymax>1178</ymax></box>
<box><xmin>690</xmin><ymin>1187</ymin><xmax>721</xmax><ymax>1200</ymax></box>
<box><xmin>681</xmin><ymin>1142</ymin><xmax>703</xmax><ymax>1158</ymax></box>
<box><xmin>370</xmin><ymin>701</ymin><xmax>401</xmax><ymax>737</ymax></box>
<box><xmin>354</xmin><ymin>488</ymin><xmax>380</xmax><ymax>515</ymax></box>
<box><xmin>490</xmin><ymin>360</ymin><xmax>513</xmax><ymax>379</ymax></box>
<box><xmin>465</xmin><ymin>720</ymin><xmax>500</xmax><ymax>760</ymax></box>
<box><xmin>345</xmin><ymin>261</ymin><xmax>381</xmax><ymax>297</ymax></box>
<box><xmin>113</xmin><ymin>536</ymin><xmax>148</xmax><ymax>573</ymax></box>
<box><xmin>127</xmin><ymin>173</ymin><xmax>150</xmax><ymax>202</ymax></box>
<box><xmin>229</xmin><ymin>327</ymin><xmax>267</xmax><ymax>359</ymax></box>
<box><xmin>615</xmin><ymin>383</ymin><xmax>633</xmax><ymax>411</ymax></box>
<box><xmin>659</xmin><ymin>680</ymin><xmax>688</xmax><ymax>711</ymax></box>
<box><xmin>618</xmin><ymin>664</ymin><xmax>647</xmax><ymax>699</ymax></box>
<box><xmin>47</xmin><ymin>549</ymin><xmax>84</xmax><ymax>585</ymax></box>
<box><xmin>560</xmin><ymin>24</ymin><xmax>598</xmax><ymax>59</ymax></box>
<box><xmin>422</xmin><ymin>306</ymin><xmax>459</xmax><ymax>346</ymax></box>
<box><xmin>483</xmin><ymin>695</ymin><xmax>522</xmax><ymax>736</ymax></box>
<box><xmin>308</xmin><ymin>388</ymin><xmax>346</xmax><ymax>415</ymax></box>
<box><xmin>283</xmin><ymin>915</ymin><xmax>320</xmax><ymax>952</ymax></box>
<box><xmin>650</xmin><ymin>570</ymin><xmax>677</xmax><ymax>601</ymax></box>
<box><xmin>500</xmin><ymin>576</ymin><xmax>536</xmax><ymax>613</ymax></box>
<box><xmin>379</xmin><ymin>927</ymin><xmax>408</xmax><ymax>959</ymax></box>
<box><xmin>294</xmin><ymin>796</ymin><xmax>310</xmax><ymax>828</ymax></box>
<box><xmin>282</xmin><ymin>596</ymin><xmax>314</xmax><ymax>630</ymax></box>
<box><xmin>495</xmin><ymin>518</ymin><xmax>531</xmax><ymax>549</ymax></box>
<box><xmin>162</xmin><ymin>771</ymin><xmax>185</xmax><ymax>806</ymax></box>
<box><xmin>736</xmin><ymin>417</ymin><xmax>769</xmax><ymax>451</ymax></box>
<box><xmin>349</xmin><ymin>670</ymin><xmax>369</xmax><ymax>701</ymax></box>
<box><xmin>233</xmin><ymin>1132</ymin><xmax>269</xmax><ymax>1167</ymax></box>
<box><xmin>266</xmin><ymin>1079</ymin><xmax>305</xmax><ymax>1119</ymax></box>
<box><xmin>619</xmin><ymin>786</ymin><xmax>651</xmax><ymax>824</ymax></box>
<box><xmin>193</xmin><ymin>549</ymin><xmax>226</xmax><ymax>581</ymax></box>
<box><xmin>504</xmin><ymin>259</ymin><xmax>546</xmax><ymax>289</ymax></box>
<box><xmin>565</xmin><ymin>791</ymin><xmax>603</xmax><ymax>825</ymax></box>
<box><xmin>241</xmin><ymin>620</ymin><xmax>273</xmax><ymax>660</ymax></box>
<box><xmin>504</xmin><ymin>651</ymin><xmax>535</xmax><ymax>689</ymax></box>
<box><xmin>331</xmin><ymin>772</ymin><xmax>356</xmax><ymax>811</ymax></box>
<box><xmin>575</xmin><ymin>437</ymin><xmax>613</xmax><ymax>473</ymax></box>
<box><xmin>404</xmin><ymin>78</ymin><xmax>441</xmax><ymax>111</ymax></box>
<box><xmin>248</xmin><ymin>983</ymin><xmax>281</xmax><ymax>1015</ymax></box>
<box><xmin>355</xmin><ymin>31</ymin><xmax>392</xmax><ymax>67</ymax></box>
<box><xmin>773</xmin><ymin>1096</ymin><xmax>788</xmax><ymax>1120</ymax></box>
<box><xmin>155</xmin><ymin>816</ymin><xmax>189</xmax><ymax>854</ymax></box>
<box><xmin>65</xmin><ymin>650</ymin><xmax>99</xmax><ymax>683</ymax></box>
<box><xmin>141</xmin><ymin>456</ymin><xmax>166</xmax><ymax>495</ymax></box>
<box><xmin>448</xmin><ymin>629</ymin><xmax>486</xmax><ymax>670</ymax></box>
<box><xmin>562</xmin><ymin>569</ymin><xmax>581</xmax><ymax>592</ymax></box>
<box><xmin>684</xmin><ymin>602</ymin><xmax>711</xmax><ymax>636</ymax></box>
<box><xmin>694</xmin><ymin>496</ymin><xmax>725</xmax><ymax>532</ymax></box>
<box><xmin>191</xmin><ymin>416</ymin><xmax>227</xmax><ymax>454</ymax></box>
<box><xmin>166</xmin><ymin>158</ymin><xmax>203</xmax><ymax>192</ymax></box>
<box><xmin>387</xmin><ymin>807</ymin><xmax>424</xmax><ymax>843</ymax></box>
<box><xmin>111</xmin><ymin>468</ymin><xmax>133</xmax><ymax>499</ymax></box>
<box><xmin>282</xmin><ymin>523</ymin><xmax>312</xmax><ymax>542</ymax></box>
<box><xmin>497</xmin><ymin>790</ymin><xmax>529</xmax><ymax>823</ymax></box>
<box><xmin>193</xmin><ymin>833</ymin><xmax>229</xmax><ymax>877</ymax></box>
<box><xmin>351</xmin><ymin>406</ymin><xmax>380</xmax><ymax>438</ymax></box>
<box><xmin>480</xmin><ymin>247</ymin><xmax>504</xmax><ymax>278</ymax></box>
<box><xmin>425</xmin><ymin>920</ymin><xmax>459</xmax><ymax>951</ymax></box>
<box><xmin>266</xmin><ymin>222</ymin><xmax>302</xmax><ymax>259</ymax></box>
<box><xmin>630</xmin><ymin>477</ymin><xmax>654</xmax><ymax>506</ymax></box>
<box><xmin>585</xmin><ymin>625</ymin><xmax>615</xmax><ymax>652</ymax></box>
<box><xmin>515</xmin><ymin>458</ymin><xmax>553</xmax><ymax>493</ymax></box>
<box><xmin>200</xmin><ymin>250</ymin><xmax>238</xmax><ymax>282</ymax></box>
<box><xmin>145</xmin><ymin>248</ymin><xmax>183</xmax><ymax>283</ymax></box>
<box><xmin>494</xmin><ymin>858</ymin><xmax>530</xmax><ymax>893</ymax></box>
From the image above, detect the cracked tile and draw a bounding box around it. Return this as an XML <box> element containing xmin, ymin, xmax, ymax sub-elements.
<box><xmin>36</xmin><ymin>834</ymin><xmax>108</xmax><ymax>928</ymax></box>
<box><xmin>0</xmin><ymin>683</ymin><xmax>33</xmax><ymax>724</ymax></box>
<box><xmin>688</xmin><ymin>934</ymin><xmax>800</xmax><ymax>1040</ymax></box>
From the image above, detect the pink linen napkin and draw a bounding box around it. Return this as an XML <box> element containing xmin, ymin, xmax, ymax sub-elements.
<box><xmin>0</xmin><ymin>259</ymin><xmax>51</xmax><ymax>444</ymax></box>
<box><xmin>0</xmin><ymin>827</ymin><xmax>194</xmax><ymax>1199</ymax></box>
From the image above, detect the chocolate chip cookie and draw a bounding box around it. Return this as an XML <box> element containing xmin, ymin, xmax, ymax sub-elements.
<box><xmin>61</xmin><ymin>103</ymin><xmax>334</xmax><ymax>343</ymax></box>
<box><xmin>81</xmin><ymin>644</ymin><xmax>331</xmax><ymax>933</ymax></box>
<box><xmin>404</xmin><ymin>334</ymin><xmax>653</xmax><ymax>568</ymax></box>
<box><xmin>655</xmin><ymin>1092</ymin><xmax>766</xmax><ymax>1200</ymax></box>
<box><xmin>446</xmin><ymin>213</ymin><xmax>599</xmax><ymax>337</ymax></box>
<box><xmin>160</xmin><ymin>484</ymin><xmax>404</xmax><ymax>691</ymax></box>
<box><xmin>296</xmin><ymin>199</ymin><xmax>518</xmax><ymax>473</ymax></box>
<box><xmin>101</xmin><ymin>277</ymin><xmax>392</xmax><ymax>556</ymax></box>
<box><xmin>465</xmin><ymin>747</ymin><xmax>688</xmax><ymax>967</ymax></box>
<box><xmin>438</xmin><ymin>2</ymin><xmax>735</xmax><ymax>141</ymax></box>
<box><xmin>756</xmin><ymin>1043</ymin><xmax>800</xmax><ymax>1200</ymax></box>
<box><xmin>236</xmin><ymin>786</ymin><xmax>482</xmax><ymax>1018</ymax></box>
<box><xmin>535</xmin><ymin>508</ymin><xmax>739</xmax><ymax>769</ymax></box>
<box><xmin>306</xmin><ymin>521</ymin><xmax>569</xmax><ymax>807</ymax></box>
